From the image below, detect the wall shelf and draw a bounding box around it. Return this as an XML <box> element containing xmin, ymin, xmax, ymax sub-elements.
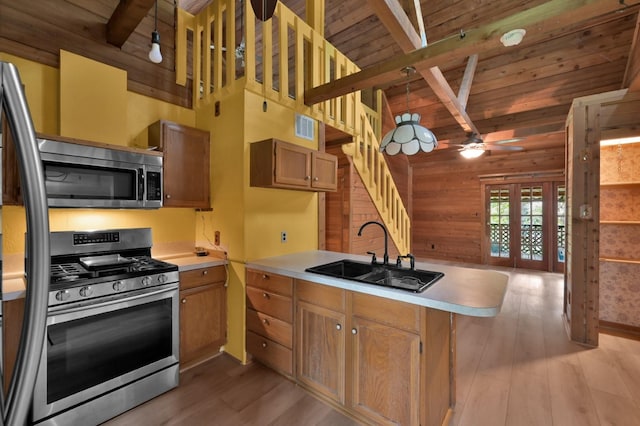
<box><xmin>600</xmin><ymin>221</ymin><xmax>640</xmax><ymax>225</ymax></box>
<box><xmin>599</xmin><ymin>257</ymin><xmax>640</xmax><ymax>265</ymax></box>
<box><xmin>600</xmin><ymin>181</ymin><xmax>640</xmax><ymax>188</ymax></box>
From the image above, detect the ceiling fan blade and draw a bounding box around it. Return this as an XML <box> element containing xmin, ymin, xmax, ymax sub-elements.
<box><xmin>483</xmin><ymin>144</ymin><xmax>524</xmax><ymax>151</ymax></box>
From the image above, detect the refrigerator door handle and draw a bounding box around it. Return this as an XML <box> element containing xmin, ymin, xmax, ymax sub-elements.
<box><xmin>0</xmin><ymin>62</ymin><xmax>51</xmax><ymax>426</ymax></box>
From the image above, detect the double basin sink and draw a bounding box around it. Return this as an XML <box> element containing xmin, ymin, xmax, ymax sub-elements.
<box><xmin>305</xmin><ymin>259</ymin><xmax>444</xmax><ymax>293</ymax></box>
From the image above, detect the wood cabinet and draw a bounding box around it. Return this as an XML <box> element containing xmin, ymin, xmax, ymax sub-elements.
<box><xmin>245</xmin><ymin>269</ymin><xmax>294</xmax><ymax>376</ymax></box>
<box><xmin>148</xmin><ymin>120</ymin><xmax>210</xmax><ymax>209</ymax></box>
<box><xmin>296</xmin><ymin>280</ymin><xmax>346</xmax><ymax>404</ymax></box>
<box><xmin>179</xmin><ymin>265</ymin><xmax>226</xmax><ymax>368</ymax></box>
<box><xmin>350</xmin><ymin>293</ymin><xmax>422</xmax><ymax>426</ymax></box>
<box><xmin>250</xmin><ymin>138</ymin><xmax>337</xmax><ymax>191</ymax></box>
<box><xmin>294</xmin><ymin>279</ymin><xmax>449</xmax><ymax>426</ymax></box>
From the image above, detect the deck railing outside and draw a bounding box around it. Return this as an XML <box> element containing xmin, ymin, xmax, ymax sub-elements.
<box><xmin>176</xmin><ymin>0</ymin><xmax>410</xmax><ymax>254</ymax></box>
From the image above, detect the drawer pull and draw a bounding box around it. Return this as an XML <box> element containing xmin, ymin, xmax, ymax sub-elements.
<box><xmin>262</xmin><ymin>292</ymin><xmax>270</xmax><ymax>299</ymax></box>
<box><xmin>181</xmin><ymin>298</ymin><xmax>186</xmax><ymax>304</ymax></box>
<box><xmin>202</xmin><ymin>270</ymin><xmax>208</xmax><ymax>275</ymax></box>
<box><xmin>261</xmin><ymin>342</ymin><xmax>268</xmax><ymax>348</ymax></box>
<box><xmin>313</xmin><ymin>177</ymin><xmax>319</xmax><ymax>181</ymax></box>
<box><xmin>262</xmin><ymin>318</ymin><xmax>270</xmax><ymax>325</ymax></box>
<box><xmin>351</xmin><ymin>328</ymin><xmax>358</xmax><ymax>335</ymax></box>
<box><xmin>336</xmin><ymin>324</ymin><xmax>342</xmax><ymax>331</ymax></box>
<box><xmin>262</xmin><ymin>274</ymin><xmax>269</xmax><ymax>279</ymax></box>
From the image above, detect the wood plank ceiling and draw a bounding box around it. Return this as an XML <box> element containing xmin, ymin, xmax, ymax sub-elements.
<box><xmin>1</xmin><ymin>0</ymin><xmax>639</xmax><ymax>160</ymax></box>
<box><xmin>309</xmin><ymin>0</ymin><xmax>640</xmax><ymax>163</ymax></box>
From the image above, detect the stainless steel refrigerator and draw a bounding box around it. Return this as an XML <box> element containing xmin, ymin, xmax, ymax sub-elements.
<box><xmin>0</xmin><ymin>61</ymin><xmax>51</xmax><ymax>426</ymax></box>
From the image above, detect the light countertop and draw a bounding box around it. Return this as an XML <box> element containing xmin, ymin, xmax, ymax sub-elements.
<box><xmin>246</xmin><ymin>250</ymin><xmax>509</xmax><ymax>317</ymax></box>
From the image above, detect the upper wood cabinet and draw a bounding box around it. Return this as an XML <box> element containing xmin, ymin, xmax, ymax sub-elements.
<box><xmin>148</xmin><ymin>120</ymin><xmax>211</xmax><ymax>209</ymax></box>
<box><xmin>250</xmin><ymin>138</ymin><xmax>337</xmax><ymax>192</ymax></box>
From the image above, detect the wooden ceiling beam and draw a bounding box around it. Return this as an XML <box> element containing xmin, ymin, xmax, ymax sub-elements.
<box><xmin>622</xmin><ymin>10</ymin><xmax>640</xmax><ymax>91</ymax></box>
<box><xmin>107</xmin><ymin>0</ymin><xmax>157</xmax><ymax>48</ymax></box>
<box><xmin>305</xmin><ymin>0</ymin><xmax>639</xmax><ymax>105</ymax></box>
<box><xmin>367</xmin><ymin>0</ymin><xmax>480</xmax><ymax>135</ymax></box>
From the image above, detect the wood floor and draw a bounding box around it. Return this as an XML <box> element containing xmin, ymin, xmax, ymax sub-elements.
<box><xmin>105</xmin><ymin>268</ymin><xmax>640</xmax><ymax>426</ymax></box>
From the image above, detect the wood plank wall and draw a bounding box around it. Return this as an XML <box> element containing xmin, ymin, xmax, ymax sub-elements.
<box><xmin>410</xmin><ymin>135</ymin><xmax>566</xmax><ymax>264</ymax></box>
<box><xmin>0</xmin><ymin>0</ymin><xmax>190</xmax><ymax>107</ymax></box>
<box><xmin>326</xmin><ymin>145</ymin><xmax>402</xmax><ymax>261</ymax></box>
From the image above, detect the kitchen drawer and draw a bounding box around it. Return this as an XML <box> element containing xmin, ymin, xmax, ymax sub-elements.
<box><xmin>180</xmin><ymin>265</ymin><xmax>226</xmax><ymax>290</ymax></box>
<box><xmin>246</xmin><ymin>286</ymin><xmax>293</xmax><ymax>323</ymax></box>
<box><xmin>246</xmin><ymin>308</ymin><xmax>292</xmax><ymax>349</ymax></box>
<box><xmin>352</xmin><ymin>292</ymin><xmax>421</xmax><ymax>333</ymax></box>
<box><xmin>246</xmin><ymin>331</ymin><xmax>293</xmax><ymax>376</ymax></box>
<box><xmin>296</xmin><ymin>279</ymin><xmax>345</xmax><ymax>313</ymax></box>
<box><xmin>246</xmin><ymin>269</ymin><xmax>293</xmax><ymax>296</ymax></box>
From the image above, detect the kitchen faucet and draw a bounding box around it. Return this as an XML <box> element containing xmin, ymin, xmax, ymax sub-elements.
<box><xmin>357</xmin><ymin>221</ymin><xmax>389</xmax><ymax>265</ymax></box>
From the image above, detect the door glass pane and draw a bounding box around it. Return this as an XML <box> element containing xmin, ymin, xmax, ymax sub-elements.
<box><xmin>489</xmin><ymin>188</ymin><xmax>510</xmax><ymax>258</ymax></box>
<box><xmin>557</xmin><ymin>185</ymin><xmax>566</xmax><ymax>263</ymax></box>
<box><xmin>520</xmin><ymin>186</ymin><xmax>543</xmax><ymax>260</ymax></box>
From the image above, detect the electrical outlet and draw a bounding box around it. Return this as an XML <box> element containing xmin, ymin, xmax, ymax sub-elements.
<box><xmin>214</xmin><ymin>231</ymin><xmax>220</xmax><ymax>246</ymax></box>
<box><xmin>281</xmin><ymin>231</ymin><xmax>287</xmax><ymax>243</ymax></box>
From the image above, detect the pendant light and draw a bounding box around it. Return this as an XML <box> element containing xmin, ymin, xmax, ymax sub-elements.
<box><xmin>379</xmin><ymin>67</ymin><xmax>437</xmax><ymax>156</ymax></box>
<box><xmin>148</xmin><ymin>1</ymin><xmax>162</xmax><ymax>64</ymax></box>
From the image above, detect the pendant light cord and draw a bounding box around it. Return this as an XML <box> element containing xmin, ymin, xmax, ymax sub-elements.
<box><xmin>154</xmin><ymin>0</ymin><xmax>158</xmax><ymax>31</ymax></box>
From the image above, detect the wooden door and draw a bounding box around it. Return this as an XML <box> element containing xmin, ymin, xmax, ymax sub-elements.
<box><xmin>311</xmin><ymin>151</ymin><xmax>338</xmax><ymax>191</ymax></box>
<box><xmin>159</xmin><ymin>121</ymin><xmax>210</xmax><ymax>208</ymax></box>
<box><xmin>296</xmin><ymin>301</ymin><xmax>346</xmax><ymax>404</ymax></box>
<box><xmin>350</xmin><ymin>317</ymin><xmax>421</xmax><ymax>426</ymax></box>
<box><xmin>179</xmin><ymin>282</ymin><xmax>226</xmax><ymax>365</ymax></box>
<box><xmin>485</xmin><ymin>181</ymin><xmax>566</xmax><ymax>272</ymax></box>
<box><xmin>274</xmin><ymin>141</ymin><xmax>311</xmax><ymax>187</ymax></box>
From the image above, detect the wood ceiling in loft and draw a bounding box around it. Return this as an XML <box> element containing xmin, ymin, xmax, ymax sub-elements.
<box><xmin>292</xmin><ymin>0</ymin><xmax>640</xmax><ymax>159</ymax></box>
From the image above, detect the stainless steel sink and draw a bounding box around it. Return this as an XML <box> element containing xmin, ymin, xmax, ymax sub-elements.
<box><xmin>305</xmin><ymin>259</ymin><xmax>444</xmax><ymax>293</ymax></box>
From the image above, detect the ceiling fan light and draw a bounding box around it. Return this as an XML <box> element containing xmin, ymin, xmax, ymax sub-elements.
<box><xmin>460</xmin><ymin>145</ymin><xmax>485</xmax><ymax>159</ymax></box>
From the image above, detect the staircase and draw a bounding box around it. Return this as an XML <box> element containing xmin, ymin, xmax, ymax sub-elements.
<box><xmin>176</xmin><ymin>0</ymin><xmax>410</xmax><ymax>254</ymax></box>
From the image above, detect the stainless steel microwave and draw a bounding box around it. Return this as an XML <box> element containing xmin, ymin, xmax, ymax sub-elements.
<box><xmin>38</xmin><ymin>138</ymin><xmax>163</xmax><ymax>209</ymax></box>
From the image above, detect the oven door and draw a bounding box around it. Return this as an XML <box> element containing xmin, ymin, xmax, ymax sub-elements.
<box><xmin>32</xmin><ymin>283</ymin><xmax>179</xmax><ymax>423</ymax></box>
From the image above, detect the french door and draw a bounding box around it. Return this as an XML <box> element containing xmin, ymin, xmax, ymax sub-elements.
<box><xmin>484</xmin><ymin>181</ymin><xmax>565</xmax><ymax>272</ymax></box>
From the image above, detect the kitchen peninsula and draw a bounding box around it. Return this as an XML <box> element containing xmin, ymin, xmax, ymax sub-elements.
<box><xmin>245</xmin><ymin>250</ymin><xmax>509</xmax><ymax>426</ymax></box>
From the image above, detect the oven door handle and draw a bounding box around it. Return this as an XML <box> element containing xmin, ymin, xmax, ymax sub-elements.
<box><xmin>48</xmin><ymin>284</ymin><xmax>179</xmax><ymax>318</ymax></box>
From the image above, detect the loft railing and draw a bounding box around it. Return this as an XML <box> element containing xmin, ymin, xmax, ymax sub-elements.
<box><xmin>176</xmin><ymin>0</ymin><xmax>410</xmax><ymax>254</ymax></box>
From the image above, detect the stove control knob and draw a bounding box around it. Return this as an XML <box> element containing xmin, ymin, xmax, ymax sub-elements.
<box><xmin>55</xmin><ymin>290</ymin><xmax>70</xmax><ymax>302</ymax></box>
<box><xmin>79</xmin><ymin>286</ymin><xmax>93</xmax><ymax>297</ymax></box>
<box><xmin>158</xmin><ymin>274</ymin><xmax>168</xmax><ymax>284</ymax></box>
<box><xmin>141</xmin><ymin>276</ymin><xmax>152</xmax><ymax>287</ymax></box>
<box><xmin>113</xmin><ymin>281</ymin><xmax>125</xmax><ymax>292</ymax></box>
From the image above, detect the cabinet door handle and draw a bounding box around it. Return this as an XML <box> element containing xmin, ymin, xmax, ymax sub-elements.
<box><xmin>304</xmin><ymin>175</ymin><xmax>311</xmax><ymax>180</ymax></box>
<box><xmin>261</xmin><ymin>342</ymin><xmax>268</xmax><ymax>348</ymax></box>
<box><xmin>351</xmin><ymin>328</ymin><xmax>357</xmax><ymax>335</ymax></box>
<box><xmin>181</xmin><ymin>298</ymin><xmax>186</xmax><ymax>304</ymax></box>
<box><xmin>262</xmin><ymin>274</ymin><xmax>269</xmax><ymax>280</ymax></box>
<box><xmin>202</xmin><ymin>270</ymin><xmax>208</xmax><ymax>275</ymax></box>
<box><xmin>262</xmin><ymin>292</ymin><xmax>270</xmax><ymax>299</ymax></box>
<box><xmin>166</xmin><ymin>194</ymin><xmax>172</xmax><ymax>199</ymax></box>
<box><xmin>262</xmin><ymin>318</ymin><xmax>270</xmax><ymax>325</ymax></box>
<box><xmin>336</xmin><ymin>324</ymin><xmax>342</xmax><ymax>331</ymax></box>
<box><xmin>313</xmin><ymin>177</ymin><xmax>319</xmax><ymax>181</ymax></box>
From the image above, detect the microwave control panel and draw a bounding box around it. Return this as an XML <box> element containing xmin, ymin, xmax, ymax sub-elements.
<box><xmin>146</xmin><ymin>171</ymin><xmax>162</xmax><ymax>201</ymax></box>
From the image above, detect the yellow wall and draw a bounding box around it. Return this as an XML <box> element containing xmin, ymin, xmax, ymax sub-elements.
<box><xmin>1</xmin><ymin>52</ymin><xmax>199</xmax><ymax>255</ymax></box>
<box><xmin>195</xmin><ymin>89</ymin><xmax>319</xmax><ymax>362</ymax></box>
<box><xmin>3</xmin><ymin>52</ymin><xmax>321</xmax><ymax>366</ymax></box>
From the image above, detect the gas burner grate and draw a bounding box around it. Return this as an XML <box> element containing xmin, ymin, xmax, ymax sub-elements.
<box><xmin>50</xmin><ymin>263</ymin><xmax>89</xmax><ymax>280</ymax></box>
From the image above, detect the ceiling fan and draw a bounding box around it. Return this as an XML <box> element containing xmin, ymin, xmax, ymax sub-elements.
<box><xmin>440</xmin><ymin>133</ymin><xmax>525</xmax><ymax>159</ymax></box>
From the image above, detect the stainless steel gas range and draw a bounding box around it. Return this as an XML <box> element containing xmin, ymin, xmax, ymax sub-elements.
<box><xmin>30</xmin><ymin>228</ymin><xmax>179</xmax><ymax>426</ymax></box>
